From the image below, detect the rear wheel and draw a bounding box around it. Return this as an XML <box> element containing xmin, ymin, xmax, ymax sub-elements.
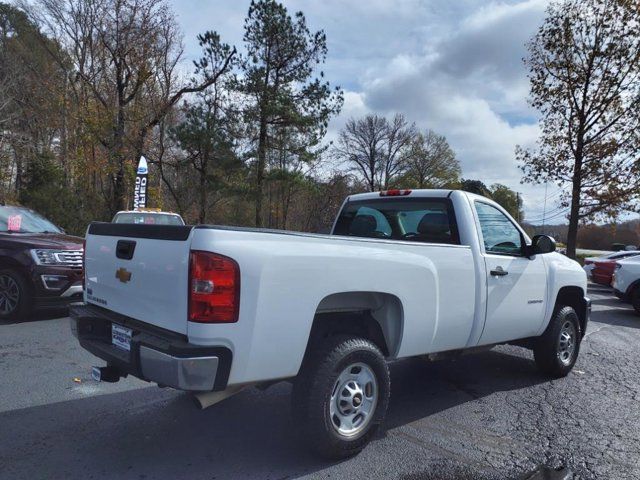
<box><xmin>292</xmin><ymin>335</ymin><xmax>390</xmax><ymax>459</ymax></box>
<box><xmin>0</xmin><ymin>269</ymin><xmax>31</xmax><ymax>321</ymax></box>
<box><xmin>630</xmin><ymin>286</ymin><xmax>640</xmax><ymax>315</ymax></box>
<box><xmin>534</xmin><ymin>306</ymin><xmax>581</xmax><ymax>378</ymax></box>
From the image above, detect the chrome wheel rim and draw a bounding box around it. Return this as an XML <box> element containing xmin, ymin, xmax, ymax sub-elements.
<box><xmin>0</xmin><ymin>274</ymin><xmax>20</xmax><ymax>315</ymax></box>
<box><xmin>557</xmin><ymin>320</ymin><xmax>576</xmax><ymax>366</ymax></box>
<box><xmin>329</xmin><ymin>362</ymin><xmax>378</xmax><ymax>437</ymax></box>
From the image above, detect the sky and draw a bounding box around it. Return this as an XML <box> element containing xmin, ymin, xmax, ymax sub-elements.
<box><xmin>169</xmin><ymin>0</ymin><xmax>570</xmax><ymax>224</ymax></box>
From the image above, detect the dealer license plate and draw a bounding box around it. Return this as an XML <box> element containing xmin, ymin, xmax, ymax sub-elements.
<box><xmin>111</xmin><ymin>323</ymin><xmax>132</xmax><ymax>351</ymax></box>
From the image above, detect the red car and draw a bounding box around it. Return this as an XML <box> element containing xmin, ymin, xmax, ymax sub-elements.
<box><xmin>591</xmin><ymin>251</ymin><xmax>640</xmax><ymax>286</ymax></box>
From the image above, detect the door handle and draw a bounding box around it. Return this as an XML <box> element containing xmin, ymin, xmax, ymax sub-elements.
<box><xmin>490</xmin><ymin>266</ymin><xmax>508</xmax><ymax>276</ymax></box>
<box><xmin>116</xmin><ymin>240</ymin><xmax>136</xmax><ymax>260</ymax></box>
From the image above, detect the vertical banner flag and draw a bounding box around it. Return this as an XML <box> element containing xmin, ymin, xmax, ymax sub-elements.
<box><xmin>133</xmin><ymin>156</ymin><xmax>148</xmax><ymax>210</ymax></box>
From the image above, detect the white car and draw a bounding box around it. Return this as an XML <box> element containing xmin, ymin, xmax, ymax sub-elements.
<box><xmin>71</xmin><ymin>189</ymin><xmax>589</xmax><ymax>458</ymax></box>
<box><xmin>612</xmin><ymin>256</ymin><xmax>640</xmax><ymax>313</ymax></box>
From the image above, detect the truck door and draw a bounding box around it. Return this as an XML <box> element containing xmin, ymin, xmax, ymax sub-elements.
<box><xmin>474</xmin><ymin>201</ymin><xmax>547</xmax><ymax>345</ymax></box>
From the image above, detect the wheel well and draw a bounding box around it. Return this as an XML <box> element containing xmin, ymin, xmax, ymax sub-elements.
<box><xmin>554</xmin><ymin>286</ymin><xmax>587</xmax><ymax>336</ymax></box>
<box><xmin>0</xmin><ymin>258</ymin><xmax>31</xmax><ymax>286</ymax></box>
<box><xmin>302</xmin><ymin>291</ymin><xmax>404</xmax><ymax>363</ymax></box>
<box><xmin>307</xmin><ymin>312</ymin><xmax>390</xmax><ymax>356</ymax></box>
<box><xmin>0</xmin><ymin>256</ymin><xmax>24</xmax><ymax>270</ymax></box>
<box><xmin>626</xmin><ymin>280</ymin><xmax>640</xmax><ymax>298</ymax></box>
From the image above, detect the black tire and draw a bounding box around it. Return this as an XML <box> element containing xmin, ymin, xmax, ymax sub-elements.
<box><xmin>0</xmin><ymin>268</ymin><xmax>32</xmax><ymax>321</ymax></box>
<box><xmin>534</xmin><ymin>306</ymin><xmax>581</xmax><ymax>378</ymax></box>
<box><xmin>292</xmin><ymin>335</ymin><xmax>390</xmax><ymax>459</ymax></box>
<box><xmin>630</xmin><ymin>286</ymin><xmax>640</xmax><ymax>315</ymax></box>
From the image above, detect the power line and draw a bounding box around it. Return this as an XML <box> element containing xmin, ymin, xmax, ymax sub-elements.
<box><xmin>526</xmin><ymin>205</ymin><xmax>570</xmax><ymax>224</ymax></box>
<box><xmin>542</xmin><ymin>181</ymin><xmax>548</xmax><ymax>228</ymax></box>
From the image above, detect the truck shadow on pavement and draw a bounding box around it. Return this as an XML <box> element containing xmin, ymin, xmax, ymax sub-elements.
<box><xmin>589</xmin><ymin>296</ymin><xmax>640</xmax><ymax>330</ymax></box>
<box><xmin>0</xmin><ymin>347</ymin><xmax>547</xmax><ymax>480</ymax></box>
<box><xmin>0</xmin><ymin>308</ymin><xmax>69</xmax><ymax>326</ymax></box>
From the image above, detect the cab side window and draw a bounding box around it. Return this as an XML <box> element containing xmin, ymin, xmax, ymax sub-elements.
<box><xmin>475</xmin><ymin>202</ymin><xmax>523</xmax><ymax>256</ymax></box>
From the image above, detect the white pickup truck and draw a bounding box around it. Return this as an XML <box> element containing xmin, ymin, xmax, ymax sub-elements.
<box><xmin>71</xmin><ymin>189</ymin><xmax>590</xmax><ymax>458</ymax></box>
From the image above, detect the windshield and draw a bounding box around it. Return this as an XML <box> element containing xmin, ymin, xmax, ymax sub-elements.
<box><xmin>113</xmin><ymin>212</ymin><xmax>184</xmax><ymax>226</ymax></box>
<box><xmin>0</xmin><ymin>206</ymin><xmax>62</xmax><ymax>234</ymax></box>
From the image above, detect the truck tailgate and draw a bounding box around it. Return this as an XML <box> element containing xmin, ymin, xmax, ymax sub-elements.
<box><xmin>84</xmin><ymin>223</ymin><xmax>193</xmax><ymax>334</ymax></box>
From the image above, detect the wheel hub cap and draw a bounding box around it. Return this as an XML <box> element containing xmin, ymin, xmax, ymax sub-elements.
<box><xmin>0</xmin><ymin>275</ymin><xmax>19</xmax><ymax>315</ymax></box>
<box><xmin>557</xmin><ymin>320</ymin><xmax>576</xmax><ymax>366</ymax></box>
<box><xmin>329</xmin><ymin>362</ymin><xmax>378</xmax><ymax>437</ymax></box>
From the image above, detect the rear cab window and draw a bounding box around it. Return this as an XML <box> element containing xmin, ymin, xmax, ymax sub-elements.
<box><xmin>112</xmin><ymin>213</ymin><xmax>184</xmax><ymax>226</ymax></box>
<box><xmin>332</xmin><ymin>197</ymin><xmax>460</xmax><ymax>245</ymax></box>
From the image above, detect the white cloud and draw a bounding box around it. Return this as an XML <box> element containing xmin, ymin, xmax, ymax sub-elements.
<box><xmin>169</xmin><ymin>0</ymin><xmax>562</xmax><ymax>221</ymax></box>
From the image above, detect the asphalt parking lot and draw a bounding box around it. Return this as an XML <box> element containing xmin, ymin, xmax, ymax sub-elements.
<box><xmin>1</xmin><ymin>285</ymin><xmax>639</xmax><ymax>480</ymax></box>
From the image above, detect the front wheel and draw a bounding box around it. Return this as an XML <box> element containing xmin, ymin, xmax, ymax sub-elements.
<box><xmin>0</xmin><ymin>269</ymin><xmax>31</xmax><ymax>321</ymax></box>
<box><xmin>534</xmin><ymin>306</ymin><xmax>581</xmax><ymax>378</ymax></box>
<box><xmin>292</xmin><ymin>335</ymin><xmax>390</xmax><ymax>459</ymax></box>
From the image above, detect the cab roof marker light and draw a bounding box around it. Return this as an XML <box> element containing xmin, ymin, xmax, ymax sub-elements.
<box><xmin>380</xmin><ymin>189</ymin><xmax>412</xmax><ymax>197</ymax></box>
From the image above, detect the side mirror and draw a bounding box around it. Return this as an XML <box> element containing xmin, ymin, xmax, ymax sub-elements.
<box><xmin>528</xmin><ymin>234</ymin><xmax>556</xmax><ymax>257</ymax></box>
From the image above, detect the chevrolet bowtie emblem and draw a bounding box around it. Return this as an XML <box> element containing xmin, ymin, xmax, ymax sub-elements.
<box><xmin>115</xmin><ymin>267</ymin><xmax>132</xmax><ymax>283</ymax></box>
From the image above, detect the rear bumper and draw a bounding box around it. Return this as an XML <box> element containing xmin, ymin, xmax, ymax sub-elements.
<box><xmin>69</xmin><ymin>303</ymin><xmax>232</xmax><ymax>392</ymax></box>
<box><xmin>591</xmin><ymin>273</ymin><xmax>613</xmax><ymax>286</ymax></box>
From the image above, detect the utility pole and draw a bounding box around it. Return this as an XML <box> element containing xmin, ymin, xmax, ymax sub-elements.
<box><xmin>542</xmin><ymin>181</ymin><xmax>548</xmax><ymax>230</ymax></box>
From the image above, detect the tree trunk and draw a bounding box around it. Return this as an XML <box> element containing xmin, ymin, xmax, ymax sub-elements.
<box><xmin>255</xmin><ymin>116</ymin><xmax>267</xmax><ymax>227</ymax></box>
<box><xmin>14</xmin><ymin>149</ymin><xmax>22</xmax><ymax>196</ymax></box>
<box><xmin>566</xmin><ymin>192</ymin><xmax>580</xmax><ymax>259</ymax></box>
<box><xmin>112</xmin><ymin>98</ymin><xmax>127</xmax><ymax>214</ymax></box>
<box><xmin>113</xmin><ymin>160</ymin><xmax>126</xmax><ymax>213</ymax></box>
<box><xmin>199</xmin><ymin>168</ymin><xmax>207</xmax><ymax>224</ymax></box>
<box><xmin>566</xmin><ymin>148</ymin><xmax>583</xmax><ymax>259</ymax></box>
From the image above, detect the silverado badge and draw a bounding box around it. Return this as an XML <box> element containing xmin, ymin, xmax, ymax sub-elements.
<box><xmin>115</xmin><ymin>267</ymin><xmax>132</xmax><ymax>283</ymax></box>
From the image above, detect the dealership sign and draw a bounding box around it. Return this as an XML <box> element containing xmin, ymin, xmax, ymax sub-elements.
<box><xmin>133</xmin><ymin>156</ymin><xmax>148</xmax><ymax>210</ymax></box>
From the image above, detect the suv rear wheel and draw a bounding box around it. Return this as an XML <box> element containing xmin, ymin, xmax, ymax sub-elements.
<box><xmin>0</xmin><ymin>269</ymin><xmax>31</xmax><ymax>321</ymax></box>
<box><xmin>292</xmin><ymin>335</ymin><xmax>390</xmax><ymax>459</ymax></box>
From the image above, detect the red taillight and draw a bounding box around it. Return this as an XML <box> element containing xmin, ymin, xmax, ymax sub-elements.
<box><xmin>189</xmin><ymin>251</ymin><xmax>240</xmax><ymax>323</ymax></box>
<box><xmin>379</xmin><ymin>189</ymin><xmax>412</xmax><ymax>197</ymax></box>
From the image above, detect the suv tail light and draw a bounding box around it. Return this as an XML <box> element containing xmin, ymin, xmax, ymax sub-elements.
<box><xmin>189</xmin><ymin>251</ymin><xmax>240</xmax><ymax>323</ymax></box>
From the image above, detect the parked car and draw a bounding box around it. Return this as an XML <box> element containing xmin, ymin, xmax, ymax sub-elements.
<box><xmin>587</xmin><ymin>251</ymin><xmax>640</xmax><ymax>284</ymax></box>
<box><xmin>112</xmin><ymin>209</ymin><xmax>185</xmax><ymax>226</ymax></box>
<box><xmin>71</xmin><ymin>189</ymin><xmax>589</xmax><ymax>458</ymax></box>
<box><xmin>612</xmin><ymin>257</ymin><xmax>640</xmax><ymax>313</ymax></box>
<box><xmin>0</xmin><ymin>205</ymin><xmax>83</xmax><ymax>320</ymax></box>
